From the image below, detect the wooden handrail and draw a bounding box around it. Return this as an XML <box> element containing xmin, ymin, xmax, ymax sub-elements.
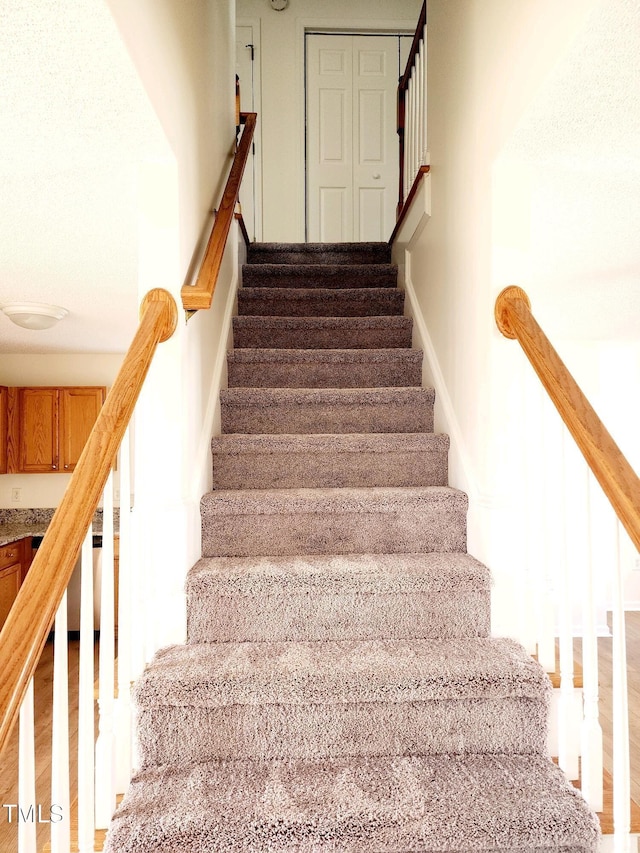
<box><xmin>495</xmin><ymin>286</ymin><xmax>640</xmax><ymax>552</ymax></box>
<box><xmin>397</xmin><ymin>2</ymin><xmax>427</xmax><ymax>217</ymax></box>
<box><xmin>0</xmin><ymin>288</ymin><xmax>178</xmax><ymax>755</ymax></box>
<box><xmin>181</xmin><ymin>112</ymin><xmax>256</xmax><ymax>312</ymax></box>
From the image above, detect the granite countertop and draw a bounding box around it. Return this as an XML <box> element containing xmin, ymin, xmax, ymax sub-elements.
<box><xmin>0</xmin><ymin>509</ymin><xmax>119</xmax><ymax>548</ymax></box>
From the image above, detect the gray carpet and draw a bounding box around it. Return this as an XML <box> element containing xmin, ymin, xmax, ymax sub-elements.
<box><xmin>104</xmin><ymin>241</ymin><xmax>599</xmax><ymax>851</ymax></box>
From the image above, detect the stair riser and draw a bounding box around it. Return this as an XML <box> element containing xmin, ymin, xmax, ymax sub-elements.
<box><xmin>247</xmin><ymin>245</ymin><xmax>392</xmax><ymax>265</ymax></box>
<box><xmin>220</xmin><ymin>398</ymin><xmax>434</xmax><ymax>434</ymax></box>
<box><xmin>233</xmin><ymin>319</ymin><xmax>413</xmax><ymax>349</ymax></box>
<box><xmin>201</xmin><ymin>502</ymin><xmax>466</xmax><ymax>557</ymax></box>
<box><xmin>212</xmin><ymin>449</ymin><xmax>448</xmax><ymax>489</ymax></box>
<box><xmin>226</xmin><ymin>359</ymin><xmax>422</xmax><ymax>388</ymax></box>
<box><xmin>187</xmin><ymin>589</ymin><xmax>490</xmax><ymax>643</ymax></box>
<box><xmin>237</xmin><ymin>288</ymin><xmax>404</xmax><ymax>317</ymax></box>
<box><xmin>136</xmin><ymin>698</ymin><xmax>548</xmax><ymax>768</ymax></box>
<box><xmin>242</xmin><ymin>265</ymin><xmax>397</xmax><ymax>289</ymax></box>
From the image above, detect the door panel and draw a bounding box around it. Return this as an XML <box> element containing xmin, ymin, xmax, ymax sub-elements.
<box><xmin>307</xmin><ymin>34</ymin><xmax>405</xmax><ymax>243</ymax></box>
<box><xmin>307</xmin><ymin>35</ymin><xmax>353</xmax><ymax>242</ymax></box>
<box><xmin>353</xmin><ymin>36</ymin><xmax>398</xmax><ymax>241</ymax></box>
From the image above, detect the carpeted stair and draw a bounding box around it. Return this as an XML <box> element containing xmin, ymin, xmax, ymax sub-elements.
<box><xmin>105</xmin><ymin>242</ymin><xmax>599</xmax><ymax>852</ymax></box>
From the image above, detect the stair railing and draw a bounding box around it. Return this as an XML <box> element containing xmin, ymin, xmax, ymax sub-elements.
<box><xmin>495</xmin><ymin>285</ymin><xmax>640</xmax><ymax>847</ymax></box>
<box><xmin>181</xmin><ymin>112</ymin><xmax>256</xmax><ymax>313</ymax></box>
<box><xmin>0</xmin><ymin>289</ymin><xmax>177</xmax><ymax>853</ymax></box>
<box><xmin>397</xmin><ymin>1</ymin><xmax>427</xmax><ymax>219</ymax></box>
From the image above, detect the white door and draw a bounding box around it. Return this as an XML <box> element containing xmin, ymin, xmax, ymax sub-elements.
<box><xmin>306</xmin><ymin>34</ymin><xmax>411</xmax><ymax>243</ymax></box>
<box><xmin>236</xmin><ymin>25</ymin><xmax>261</xmax><ymax>241</ymax></box>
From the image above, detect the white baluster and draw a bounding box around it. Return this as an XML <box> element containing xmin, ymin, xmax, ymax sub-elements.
<box><xmin>557</xmin><ymin>427</ymin><xmax>579</xmax><ymax>780</ymax></box>
<box><xmin>421</xmin><ymin>23</ymin><xmax>428</xmax><ymax>162</ymax></box>
<box><xmin>115</xmin><ymin>429</ymin><xmax>132</xmax><ymax>788</ymax></box>
<box><xmin>537</xmin><ymin>396</ymin><xmax>558</xmax><ymax>672</ymax></box>
<box><xmin>51</xmin><ymin>592</ymin><xmax>71</xmax><ymax>853</ymax></box>
<box><xmin>406</xmin><ymin>74</ymin><xmax>414</xmax><ymax>197</ymax></box>
<box><xmin>612</xmin><ymin>521</ymin><xmax>631</xmax><ymax>853</ymax></box>
<box><xmin>18</xmin><ymin>678</ymin><xmax>36</xmax><ymax>853</ymax></box>
<box><xmin>77</xmin><ymin>527</ymin><xmax>95</xmax><ymax>852</ymax></box>
<box><xmin>95</xmin><ymin>470</ymin><xmax>116</xmax><ymax>828</ymax></box>
<box><xmin>416</xmin><ymin>47</ymin><xmax>423</xmax><ymax>175</ymax></box>
<box><xmin>411</xmin><ymin>67</ymin><xmax>418</xmax><ymax>180</ymax></box>
<box><xmin>580</xmin><ymin>468</ymin><xmax>603</xmax><ymax>811</ymax></box>
<box><xmin>418</xmin><ymin>41</ymin><xmax>426</xmax><ymax>166</ymax></box>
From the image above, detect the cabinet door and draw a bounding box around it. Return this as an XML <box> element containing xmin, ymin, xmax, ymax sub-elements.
<box><xmin>18</xmin><ymin>388</ymin><xmax>59</xmax><ymax>472</ymax></box>
<box><xmin>0</xmin><ymin>563</ymin><xmax>21</xmax><ymax>630</ymax></box>
<box><xmin>0</xmin><ymin>386</ymin><xmax>7</xmax><ymax>474</ymax></box>
<box><xmin>60</xmin><ymin>387</ymin><xmax>105</xmax><ymax>471</ymax></box>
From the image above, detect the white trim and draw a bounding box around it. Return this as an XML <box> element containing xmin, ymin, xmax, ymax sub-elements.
<box><xmin>237</xmin><ymin>18</ymin><xmax>263</xmax><ymax>241</ymax></box>
<box><xmin>188</xmin><ymin>223</ymin><xmax>243</xmax><ymax>503</ymax></box>
<box><xmin>402</xmin><ymin>268</ymin><xmax>480</xmax><ymax>503</ymax></box>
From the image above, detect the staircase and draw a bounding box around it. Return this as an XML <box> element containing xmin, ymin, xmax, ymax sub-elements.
<box><xmin>105</xmin><ymin>243</ymin><xmax>599</xmax><ymax>851</ymax></box>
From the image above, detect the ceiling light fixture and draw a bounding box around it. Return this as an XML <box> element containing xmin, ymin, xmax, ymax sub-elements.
<box><xmin>1</xmin><ymin>302</ymin><xmax>69</xmax><ymax>330</ymax></box>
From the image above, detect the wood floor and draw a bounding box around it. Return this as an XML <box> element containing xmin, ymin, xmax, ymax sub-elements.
<box><xmin>0</xmin><ymin>617</ymin><xmax>639</xmax><ymax>851</ymax></box>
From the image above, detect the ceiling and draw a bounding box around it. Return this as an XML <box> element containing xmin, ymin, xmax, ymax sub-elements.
<box><xmin>0</xmin><ymin>0</ymin><xmax>170</xmax><ymax>354</ymax></box>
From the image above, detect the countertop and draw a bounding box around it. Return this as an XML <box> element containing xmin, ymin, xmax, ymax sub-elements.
<box><xmin>0</xmin><ymin>509</ymin><xmax>119</xmax><ymax>548</ymax></box>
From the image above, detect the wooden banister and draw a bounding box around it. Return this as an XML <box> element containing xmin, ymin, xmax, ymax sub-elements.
<box><xmin>399</xmin><ymin>1</ymin><xmax>427</xmax><ymax>94</ymax></box>
<box><xmin>0</xmin><ymin>288</ymin><xmax>178</xmax><ymax>756</ymax></box>
<box><xmin>397</xmin><ymin>2</ymin><xmax>427</xmax><ymax>217</ymax></box>
<box><xmin>181</xmin><ymin>112</ymin><xmax>257</xmax><ymax>312</ymax></box>
<box><xmin>495</xmin><ymin>286</ymin><xmax>640</xmax><ymax>552</ymax></box>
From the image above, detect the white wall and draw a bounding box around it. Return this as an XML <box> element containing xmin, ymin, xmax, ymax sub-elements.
<box><xmin>104</xmin><ymin>0</ymin><xmax>238</xmax><ymax>649</ymax></box>
<box><xmin>0</xmin><ymin>354</ymin><xmax>124</xmax><ymax>508</ymax></box>
<box><xmin>401</xmin><ymin>0</ymin><xmax>640</xmax><ymax>638</ymax></box>
<box><xmin>236</xmin><ymin>0</ymin><xmax>422</xmax><ymax>241</ymax></box>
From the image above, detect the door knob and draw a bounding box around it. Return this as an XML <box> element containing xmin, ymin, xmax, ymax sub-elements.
<box><xmin>372</xmin><ymin>173</ymin><xmax>381</xmax><ymax>180</ymax></box>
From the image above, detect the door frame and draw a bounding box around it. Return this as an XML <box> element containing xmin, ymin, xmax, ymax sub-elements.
<box><xmin>237</xmin><ymin>18</ymin><xmax>264</xmax><ymax>242</ymax></box>
<box><xmin>296</xmin><ymin>17</ymin><xmax>417</xmax><ymax>242</ymax></box>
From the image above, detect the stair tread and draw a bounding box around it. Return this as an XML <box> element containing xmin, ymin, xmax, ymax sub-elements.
<box><xmin>211</xmin><ymin>432</ymin><xmax>449</xmax><ymax>453</ymax></box>
<box><xmin>234</xmin><ymin>315</ymin><xmax>411</xmax><ymax>328</ymax></box>
<box><xmin>187</xmin><ymin>552</ymin><xmax>490</xmax><ymax>594</ymax></box>
<box><xmin>242</xmin><ymin>263</ymin><xmax>397</xmax><ymax>288</ymax></box>
<box><xmin>237</xmin><ymin>287</ymin><xmax>404</xmax><ymax>316</ymax></box>
<box><xmin>201</xmin><ymin>485</ymin><xmax>467</xmax><ymax>515</ymax></box>
<box><xmin>232</xmin><ymin>315</ymin><xmax>414</xmax><ymax>349</ymax></box>
<box><xmin>105</xmin><ymin>754</ymin><xmax>599</xmax><ymax>853</ymax></box>
<box><xmin>221</xmin><ymin>386</ymin><xmax>434</xmax><ymax>404</ymax></box>
<box><xmin>135</xmin><ymin>637</ymin><xmax>550</xmax><ymax>708</ymax></box>
<box><xmin>247</xmin><ymin>241</ymin><xmax>391</xmax><ymax>265</ymax></box>
<box><xmin>226</xmin><ymin>347</ymin><xmax>421</xmax><ymax>363</ymax></box>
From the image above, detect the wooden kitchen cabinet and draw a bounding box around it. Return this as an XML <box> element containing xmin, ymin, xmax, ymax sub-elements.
<box><xmin>18</xmin><ymin>387</ymin><xmax>58</xmax><ymax>472</ymax></box>
<box><xmin>12</xmin><ymin>386</ymin><xmax>105</xmax><ymax>474</ymax></box>
<box><xmin>0</xmin><ymin>538</ymin><xmax>31</xmax><ymax>631</ymax></box>
<box><xmin>0</xmin><ymin>386</ymin><xmax>7</xmax><ymax>474</ymax></box>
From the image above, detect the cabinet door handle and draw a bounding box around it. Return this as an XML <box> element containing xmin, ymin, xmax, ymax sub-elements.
<box><xmin>52</xmin><ymin>464</ymin><xmax>57</xmax><ymax>470</ymax></box>
<box><xmin>64</xmin><ymin>464</ymin><xmax>69</xmax><ymax>470</ymax></box>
